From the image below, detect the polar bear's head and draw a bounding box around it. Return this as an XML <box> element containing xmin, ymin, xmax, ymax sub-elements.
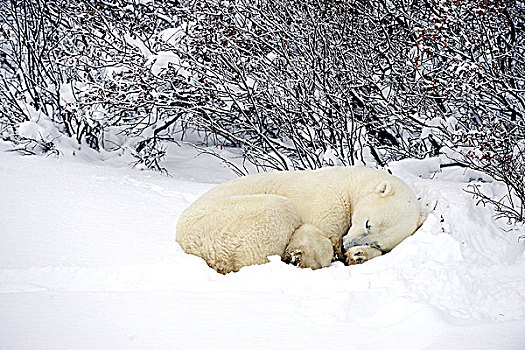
<box><xmin>342</xmin><ymin>179</ymin><xmax>425</xmax><ymax>257</ymax></box>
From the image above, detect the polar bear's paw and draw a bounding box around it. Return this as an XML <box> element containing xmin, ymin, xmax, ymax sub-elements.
<box><xmin>283</xmin><ymin>241</ymin><xmax>333</xmax><ymax>270</ymax></box>
<box><xmin>282</xmin><ymin>249</ymin><xmax>303</xmax><ymax>266</ymax></box>
<box><xmin>345</xmin><ymin>245</ymin><xmax>382</xmax><ymax>265</ymax></box>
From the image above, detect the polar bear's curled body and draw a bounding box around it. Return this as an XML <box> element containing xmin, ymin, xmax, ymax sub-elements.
<box><xmin>176</xmin><ymin>166</ymin><xmax>422</xmax><ymax>274</ymax></box>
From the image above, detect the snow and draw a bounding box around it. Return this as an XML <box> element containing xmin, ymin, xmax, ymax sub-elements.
<box><xmin>1</xmin><ymin>142</ymin><xmax>525</xmax><ymax>350</ymax></box>
<box><xmin>148</xmin><ymin>51</ymin><xmax>190</xmax><ymax>78</ymax></box>
<box><xmin>124</xmin><ymin>33</ymin><xmax>152</xmax><ymax>58</ymax></box>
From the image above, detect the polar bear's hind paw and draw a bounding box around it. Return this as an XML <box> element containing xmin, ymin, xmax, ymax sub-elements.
<box><xmin>282</xmin><ymin>249</ymin><xmax>302</xmax><ymax>266</ymax></box>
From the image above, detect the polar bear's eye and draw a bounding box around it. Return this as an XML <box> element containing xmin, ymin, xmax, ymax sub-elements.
<box><xmin>365</xmin><ymin>219</ymin><xmax>372</xmax><ymax>232</ymax></box>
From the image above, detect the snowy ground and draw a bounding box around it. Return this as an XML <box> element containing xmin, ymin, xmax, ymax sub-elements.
<box><xmin>1</xmin><ymin>141</ymin><xmax>525</xmax><ymax>350</ymax></box>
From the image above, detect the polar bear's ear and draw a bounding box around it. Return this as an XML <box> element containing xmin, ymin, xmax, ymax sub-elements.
<box><xmin>376</xmin><ymin>181</ymin><xmax>394</xmax><ymax>197</ymax></box>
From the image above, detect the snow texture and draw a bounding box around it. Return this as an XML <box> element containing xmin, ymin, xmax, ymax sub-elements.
<box><xmin>1</xmin><ymin>142</ymin><xmax>524</xmax><ymax>349</ymax></box>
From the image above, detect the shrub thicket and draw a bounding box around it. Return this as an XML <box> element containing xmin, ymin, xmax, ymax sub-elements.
<box><xmin>1</xmin><ymin>0</ymin><xmax>523</xmax><ymax>221</ymax></box>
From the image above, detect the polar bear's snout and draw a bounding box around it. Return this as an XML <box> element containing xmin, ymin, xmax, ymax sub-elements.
<box><xmin>340</xmin><ymin>234</ymin><xmax>385</xmax><ymax>265</ymax></box>
<box><xmin>342</xmin><ymin>235</ymin><xmax>372</xmax><ymax>252</ymax></box>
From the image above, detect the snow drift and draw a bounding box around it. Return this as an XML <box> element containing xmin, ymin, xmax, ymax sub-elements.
<box><xmin>1</xmin><ymin>142</ymin><xmax>524</xmax><ymax>349</ymax></box>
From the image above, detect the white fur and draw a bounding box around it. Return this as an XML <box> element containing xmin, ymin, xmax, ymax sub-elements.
<box><xmin>176</xmin><ymin>167</ymin><xmax>423</xmax><ymax>273</ymax></box>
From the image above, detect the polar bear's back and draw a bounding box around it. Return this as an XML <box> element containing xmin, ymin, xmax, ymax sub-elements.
<box><xmin>198</xmin><ymin>167</ymin><xmax>351</xmax><ymax>201</ymax></box>
<box><xmin>196</xmin><ymin>166</ymin><xmax>404</xmax><ymax>203</ymax></box>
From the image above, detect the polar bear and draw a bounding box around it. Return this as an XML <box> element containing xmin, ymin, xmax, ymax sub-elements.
<box><xmin>176</xmin><ymin>166</ymin><xmax>425</xmax><ymax>273</ymax></box>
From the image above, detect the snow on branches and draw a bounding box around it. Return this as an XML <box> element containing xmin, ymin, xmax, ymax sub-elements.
<box><xmin>0</xmin><ymin>0</ymin><xmax>523</xmax><ymax>221</ymax></box>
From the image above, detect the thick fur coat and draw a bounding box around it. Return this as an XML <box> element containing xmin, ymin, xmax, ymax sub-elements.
<box><xmin>176</xmin><ymin>167</ymin><xmax>424</xmax><ymax>273</ymax></box>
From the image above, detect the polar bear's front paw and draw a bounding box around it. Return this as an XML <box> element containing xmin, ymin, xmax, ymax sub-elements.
<box><xmin>345</xmin><ymin>246</ymin><xmax>382</xmax><ymax>265</ymax></box>
<box><xmin>282</xmin><ymin>249</ymin><xmax>302</xmax><ymax>266</ymax></box>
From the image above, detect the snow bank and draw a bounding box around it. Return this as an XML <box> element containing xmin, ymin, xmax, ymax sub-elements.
<box><xmin>1</xmin><ymin>144</ymin><xmax>524</xmax><ymax>349</ymax></box>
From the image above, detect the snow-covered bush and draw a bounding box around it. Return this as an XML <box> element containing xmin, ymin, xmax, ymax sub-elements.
<box><xmin>0</xmin><ymin>0</ymin><xmax>523</xmax><ymax>221</ymax></box>
<box><xmin>0</xmin><ymin>0</ymin><xmax>188</xmax><ymax>168</ymax></box>
<box><xmin>177</xmin><ymin>0</ymin><xmax>435</xmax><ymax>169</ymax></box>
<box><xmin>175</xmin><ymin>0</ymin><xmax>524</xmax><ymax>220</ymax></box>
<box><xmin>409</xmin><ymin>0</ymin><xmax>525</xmax><ymax>221</ymax></box>
<box><xmin>0</xmin><ymin>0</ymin><xmax>67</xmax><ymax>153</ymax></box>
